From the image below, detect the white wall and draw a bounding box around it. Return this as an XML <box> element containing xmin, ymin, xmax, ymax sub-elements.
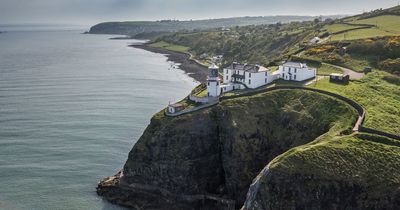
<box><xmin>223</xmin><ymin>69</ymin><xmax>233</xmax><ymax>83</ymax></box>
<box><xmin>245</xmin><ymin>72</ymin><xmax>269</xmax><ymax>88</ymax></box>
<box><xmin>279</xmin><ymin>66</ymin><xmax>316</xmax><ymax>81</ymax></box>
<box><xmin>207</xmin><ymin>80</ymin><xmax>221</xmax><ymax>97</ymax></box>
<box><xmin>168</xmin><ymin>106</ymin><xmax>175</xmax><ymax>114</ymax></box>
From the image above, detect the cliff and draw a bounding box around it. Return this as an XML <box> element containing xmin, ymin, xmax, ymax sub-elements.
<box><xmin>97</xmin><ymin>89</ymin><xmax>367</xmax><ymax>209</ymax></box>
<box><xmin>243</xmin><ymin>133</ymin><xmax>400</xmax><ymax>210</ymax></box>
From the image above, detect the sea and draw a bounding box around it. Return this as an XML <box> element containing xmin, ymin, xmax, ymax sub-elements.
<box><xmin>0</xmin><ymin>25</ymin><xmax>198</xmax><ymax>210</ymax></box>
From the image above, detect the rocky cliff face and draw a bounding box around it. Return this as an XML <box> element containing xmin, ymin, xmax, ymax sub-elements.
<box><xmin>97</xmin><ymin>90</ymin><xmax>357</xmax><ymax>209</ymax></box>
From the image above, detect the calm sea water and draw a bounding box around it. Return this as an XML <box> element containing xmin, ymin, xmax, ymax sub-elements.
<box><xmin>0</xmin><ymin>29</ymin><xmax>197</xmax><ymax>210</ymax></box>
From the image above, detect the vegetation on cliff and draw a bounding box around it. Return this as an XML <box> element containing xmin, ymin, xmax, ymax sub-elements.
<box><xmin>243</xmin><ymin>133</ymin><xmax>400</xmax><ymax>209</ymax></box>
<box><xmin>310</xmin><ymin>71</ymin><xmax>400</xmax><ymax>135</ymax></box>
<box><xmin>154</xmin><ymin>20</ymin><xmax>322</xmax><ymax>66</ymax></box>
<box><xmin>99</xmin><ymin>89</ymin><xmax>358</xmax><ymax>209</ymax></box>
<box><xmin>88</xmin><ymin>16</ymin><xmax>336</xmax><ymax>37</ymax></box>
<box><xmin>97</xmin><ymin>5</ymin><xmax>400</xmax><ymax>210</ymax></box>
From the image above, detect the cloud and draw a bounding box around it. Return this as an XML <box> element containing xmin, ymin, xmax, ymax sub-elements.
<box><xmin>0</xmin><ymin>0</ymin><xmax>397</xmax><ymax>25</ymax></box>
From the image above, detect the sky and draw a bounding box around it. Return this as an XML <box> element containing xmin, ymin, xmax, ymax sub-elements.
<box><xmin>0</xmin><ymin>0</ymin><xmax>398</xmax><ymax>26</ymax></box>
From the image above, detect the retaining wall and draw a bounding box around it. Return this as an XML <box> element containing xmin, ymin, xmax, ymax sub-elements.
<box><xmin>169</xmin><ymin>86</ymin><xmax>400</xmax><ymax>140</ymax></box>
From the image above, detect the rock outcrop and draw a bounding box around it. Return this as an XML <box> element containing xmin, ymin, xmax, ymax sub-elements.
<box><xmin>97</xmin><ymin>90</ymin><xmax>358</xmax><ymax>209</ymax></box>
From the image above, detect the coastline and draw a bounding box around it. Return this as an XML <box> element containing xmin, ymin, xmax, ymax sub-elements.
<box><xmin>130</xmin><ymin>43</ymin><xmax>208</xmax><ymax>83</ymax></box>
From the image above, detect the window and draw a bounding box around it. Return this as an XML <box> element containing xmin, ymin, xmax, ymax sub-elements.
<box><xmin>295</xmin><ymin>68</ymin><xmax>297</xmax><ymax>73</ymax></box>
<box><xmin>225</xmin><ymin>69</ymin><xmax>228</xmax><ymax>74</ymax></box>
<box><xmin>226</xmin><ymin>75</ymin><xmax>228</xmax><ymax>80</ymax></box>
<box><xmin>282</xmin><ymin>73</ymin><xmax>285</xmax><ymax>78</ymax></box>
<box><xmin>208</xmin><ymin>82</ymin><xmax>210</xmax><ymax>86</ymax></box>
<box><xmin>249</xmin><ymin>79</ymin><xmax>251</xmax><ymax>85</ymax></box>
<box><xmin>265</xmin><ymin>72</ymin><xmax>268</xmax><ymax>76</ymax></box>
<box><xmin>294</xmin><ymin>75</ymin><xmax>296</xmax><ymax>80</ymax></box>
<box><xmin>288</xmin><ymin>68</ymin><xmax>291</xmax><ymax>73</ymax></box>
<box><xmin>249</xmin><ymin>73</ymin><xmax>251</xmax><ymax>78</ymax></box>
<box><xmin>265</xmin><ymin>78</ymin><xmax>267</xmax><ymax>83</ymax></box>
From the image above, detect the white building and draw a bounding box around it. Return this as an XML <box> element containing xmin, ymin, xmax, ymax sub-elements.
<box><xmin>212</xmin><ymin>55</ymin><xmax>223</xmax><ymax>63</ymax></box>
<box><xmin>278</xmin><ymin>62</ymin><xmax>316</xmax><ymax>81</ymax></box>
<box><xmin>167</xmin><ymin>103</ymin><xmax>185</xmax><ymax>114</ymax></box>
<box><xmin>223</xmin><ymin>62</ymin><xmax>276</xmax><ymax>89</ymax></box>
<box><xmin>206</xmin><ymin>64</ymin><xmax>222</xmax><ymax>97</ymax></box>
<box><xmin>309</xmin><ymin>37</ymin><xmax>321</xmax><ymax>45</ymax></box>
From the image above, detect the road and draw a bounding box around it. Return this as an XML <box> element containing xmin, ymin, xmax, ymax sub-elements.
<box><xmin>322</xmin><ymin>62</ymin><xmax>365</xmax><ymax>80</ymax></box>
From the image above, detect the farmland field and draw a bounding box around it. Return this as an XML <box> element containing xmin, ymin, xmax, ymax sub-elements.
<box><xmin>329</xmin><ymin>15</ymin><xmax>400</xmax><ymax>41</ymax></box>
<box><xmin>324</xmin><ymin>24</ymin><xmax>365</xmax><ymax>34</ymax></box>
<box><xmin>149</xmin><ymin>41</ymin><xmax>190</xmax><ymax>53</ymax></box>
<box><xmin>330</xmin><ymin>28</ymin><xmax>394</xmax><ymax>41</ymax></box>
<box><xmin>351</xmin><ymin>15</ymin><xmax>400</xmax><ymax>33</ymax></box>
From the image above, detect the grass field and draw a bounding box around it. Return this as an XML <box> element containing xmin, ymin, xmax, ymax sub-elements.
<box><xmin>270</xmin><ymin>133</ymin><xmax>400</xmax><ymax>195</ymax></box>
<box><xmin>324</xmin><ymin>24</ymin><xmax>366</xmax><ymax>34</ymax></box>
<box><xmin>351</xmin><ymin>15</ymin><xmax>400</xmax><ymax>33</ymax></box>
<box><xmin>311</xmin><ymin>71</ymin><xmax>400</xmax><ymax>135</ymax></box>
<box><xmin>315</xmin><ymin>63</ymin><xmax>343</xmax><ymax>75</ymax></box>
<box><xmin>149</xmin><ymin>41</ymin><xmax>190</xmax><ymax>53</ymax></box>
<box><xmin>330</xmin><ymin>28</ymin><xmax>394</xmax><ymax>41</ymax></box>
<box><xmin>329</xmin><ymin>15</ymin><xmax>400</xmax><ymax>41</ymax></box>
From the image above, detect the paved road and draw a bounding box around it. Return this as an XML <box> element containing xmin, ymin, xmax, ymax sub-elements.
<box><xmin>322</xmin><ymin>62</ymin><xmax>365</xmax><ymax>80</ymax></box>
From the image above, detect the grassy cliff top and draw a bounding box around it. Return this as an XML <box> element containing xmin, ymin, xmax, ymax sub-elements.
<box><xmin>311</xmin><ymin>71</ymin><xmax>400</xmax><ymax>135</ymax></box>
<box><xmin>269</xmin><ymin>133</ymin><xmax>400</xmax><ymax>195</ymax></box>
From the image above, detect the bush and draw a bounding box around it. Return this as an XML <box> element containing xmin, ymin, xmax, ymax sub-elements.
<box><xmin>323</xmin><ymin>54</ymin><xmax>345</xmax><ymax>64</ymax></box>
<box><xmin>347</xmin><ymin>37</ymin><xmax>400</xmax><ymax>59</ymax></box>
<box><xmin>382</xmin><ymin>75</ymin><xmax>400</xmax><ymax>84</ymax></box>
<box><xmin>378</xmin><ymin>58</ymin><xmax>400</xmax><ymax>75</ymax></box>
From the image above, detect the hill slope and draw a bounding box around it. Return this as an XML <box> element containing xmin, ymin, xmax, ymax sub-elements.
<box><xmin>88</xmin><ymin>16</ymin><xmax>340</xmax><ymax>37</ymax></box>
<box><xmin>97</xmin><ymin>89</ymin><xmax>358</xmax><ymax>209</ymax></box>
<box><xmin>244</xmin><ymin>133</ymin><xmax>400</xmax><ymax>210</ymax></box>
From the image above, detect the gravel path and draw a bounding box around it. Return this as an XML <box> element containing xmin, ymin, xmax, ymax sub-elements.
<box><xmin>322</xmin><ymin>62</ymin><xmax>365</xmax><ymax>80</ymax></box>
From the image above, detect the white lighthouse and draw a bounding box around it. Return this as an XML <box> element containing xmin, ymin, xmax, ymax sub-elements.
<box><xmin>207</xmin><ymin>64</ymin><xmax>221</xmax><ymax>97</ymax></box>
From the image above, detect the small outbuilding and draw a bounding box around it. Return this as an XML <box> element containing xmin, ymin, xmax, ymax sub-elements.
<box><xmin>329</xmin><ymin>73</ymin><xmax>349</xmax><ymax>84</ymax></box>
<box><xmin>309</xmin><ymin>37</ymin><xmax>321</xmax><ymax>45</ymax></box>
<box><xmin>167</xmin><ymin>103</ymin><xmax>185</xmax><ymax>114</ymax></box>
<box><xmin>364</xmin><ymin>67</ymin><xmax>372</xmax><ymax>74</ymax></box>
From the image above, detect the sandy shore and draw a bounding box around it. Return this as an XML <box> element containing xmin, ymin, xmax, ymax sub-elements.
<box><xmin>130</xmin><ymin>43</ymin><xmax>208</xmax><ymax>83</ymax></box>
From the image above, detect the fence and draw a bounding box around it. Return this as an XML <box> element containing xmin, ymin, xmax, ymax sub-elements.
<box><xmin>189</xmin><ymin>95</ymin><xmax>218</xmax><ymax>104</ymax></box>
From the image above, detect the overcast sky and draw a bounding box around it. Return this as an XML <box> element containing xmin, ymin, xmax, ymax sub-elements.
<box><xmin>0</xmin><ymin>0</ymin><xmax>398</xmax><ymax>26</ymax></box>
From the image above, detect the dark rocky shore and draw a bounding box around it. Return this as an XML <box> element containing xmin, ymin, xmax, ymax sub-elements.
<box><xmin>130</xmin><ymin>43</ymin><xmax>208</xmax><ymax>83</ymax></box>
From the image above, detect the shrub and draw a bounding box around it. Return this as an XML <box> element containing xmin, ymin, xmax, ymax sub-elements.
<box><xmin>323</xmin><ymin>54</ymin><xmax>345</xmax><ymax>64</ymax></box>
<box><xmin>379</xmin><ymin>58</ymin><xmax>400</xmax><ymax>75</ymax></box>
<box><xmin>382</xmin><ymin>75</ymin><xmax>400</xmax><ymax>84</ymax></box>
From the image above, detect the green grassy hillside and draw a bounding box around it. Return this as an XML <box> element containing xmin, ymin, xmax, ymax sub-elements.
<box><xmin>329</xmin><ymin>15</ymin><xmax>400</xmax><ymax>41</ymax></box>
<box><xmin>89</xmin><ymin>16</ymin><xmax>336</xmax><ymax>37</ymax></box>
<box><xmin>152</xmin><ymin>20</ymin><xmax>322</xmax><ymax>66</ymax></box>
<box><xmin>311</xmin><ymin>71</ymin><xmax>400</xmax><ymax>135</ymax></box>
<box><xmin>247</xmin><ymin>133</ymin><xmax>400</xmax><ymax>209</ymax></box>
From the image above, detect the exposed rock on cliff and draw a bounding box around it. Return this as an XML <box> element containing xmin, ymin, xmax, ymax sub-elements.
<box><xmin>97</xmin><ymin>90</ymin><xmax>358</xmax><ymax>209</ymax></box>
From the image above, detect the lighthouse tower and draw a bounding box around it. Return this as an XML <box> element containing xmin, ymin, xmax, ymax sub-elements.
<box><xmin>207</xmin><ymin>64</ymin><xmax>221</xmax><ymax>97</ymax></box>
